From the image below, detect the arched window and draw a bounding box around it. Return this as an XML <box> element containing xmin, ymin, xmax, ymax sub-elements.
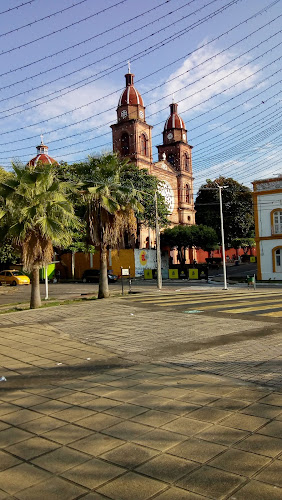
<box><xmin>184</xmin><ymin>153</ymin><xmax>189</xmax><ymax>171</ymax></box>
<box><xmin>185</xmin><ymin>184</ymin><xmax>190</xmax><ymax>203</ymax></box>
<box><xmin>273</xmin><ymin>210</ymin><xmax>282</xmax><ymax>234</ymax></box>
<box><xmin>140</xmin><ymin>134</ymin><xmax>147</xmax><ymax>156</ymax></box>
<box><xmin>167</xmin><ymin>154</ymin><xmax>175</xmax><ymax>167</ymax></box>
<box><xmin>121</xmin><ymin>132</ymin><xmax>129</xmax><ymax>156</ymax></box>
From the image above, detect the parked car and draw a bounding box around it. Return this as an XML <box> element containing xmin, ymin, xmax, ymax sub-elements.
<box><xmin>0</xmin><ymin>270</ymin><xmax>30</xmax><ymax>286</ymax></box>
<box><xmin>82</xmin><ymin>269</ymin><xmax>118</xmax><ymax>283</ymax></box>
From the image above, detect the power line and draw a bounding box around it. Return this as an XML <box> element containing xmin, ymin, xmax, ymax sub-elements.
<box><xmin>0</xmin><ymin>0</ymin><xmax>275</xmax><ymax>147</ymax></box>
<box><xmin>1</xmin><ymin>7</ymin><xmax>279</xmax><ymax>142</ymax></box>
<box><xmin>0</xmin><ymin>0</ymin><xmax>128</xmax><ymax>57</ymax></box>
<box><xmin>0</xmin><ymin>0</ymin><xmax>229</xmax><ymax>105</ymax></box>
<box><xmin>2</xmin><ymin>17</ymin><xmax>281</xmax><ymax>122</ymax></box>
<box><xmin>0</xmin><ymin>2</ymin><xmax>194</xmax><ymax>103</ymax></box>
<box><xmin>0</xmin><ymin>0</ymin><xmax>171</xmax><ymax>76</ymax></box>
<box><xmin>0</xmin><ymin>0</ymin><xmax>91</xmax><ymax>38</ymax></box>
<box><xmin>0</xmin><ymin>0</ymin><xmax>36</xmax><ymax>15</ymax></box>
<box><xmin>2</xmin><ymin>52</ymin><xmax>281</xmax><ymax>160</ymax></box>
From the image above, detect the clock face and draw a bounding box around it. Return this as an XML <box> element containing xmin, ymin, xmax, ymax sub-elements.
<box><xmin>139</xmin><ymin>110</ymin><xmax>144</xmax><ymax>119</ymax></box>
<box><xmin>167</xmin><ymin>132</ymin><xmax>173</xmax><ymax>140</ymax></box>
<box><xmin>182</xmin><ymin>133</ymin><xmax>186</xmax><ymax>141</ymax></box>
<box><xmin>120</xmin><ymin>109</ymin><xmax>128</xmax><ymax>119</ymax></box>
<box><xmin>158</xmin><ymin>180</ymin><xmax>174</xmax><ymax>215</ymax></box>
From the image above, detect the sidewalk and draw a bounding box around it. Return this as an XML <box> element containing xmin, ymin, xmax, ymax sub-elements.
<box><xmin>0</xmin><ymin>297</ymin><xmax>282</xmax><ymax>499</ymax></box>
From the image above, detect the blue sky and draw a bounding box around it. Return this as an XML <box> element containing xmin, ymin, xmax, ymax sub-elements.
<box><xmin>0</xmin><ymin>0</ymin><xmax>281</xmax><ymax>194</ymax></box>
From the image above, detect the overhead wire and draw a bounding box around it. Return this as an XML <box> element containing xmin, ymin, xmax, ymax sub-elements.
<box><xmin>0</xmin><ymin>9</ymin><xmax>279</xmax><ymax>141</ymax></box>
<box><xmin>0</xmin><ymin>0</ymin><xmax>276</xmax><ymax>147</ymax></box>
<box><xmin>0</xmin><ymin>0</ymin><xmax>128</xmax><ymax>57</ymax></box>
<box><xmin>0</xmin><ymin>0</ymin><xmax>36</xmax><ymax>15</ymax></box>
<box><xmin>2</xmin><ymin>58</ymin><xmax>282</xmax><ymax>161</ymax></box>
<box><xmin>1</xmin><ymin>0</ymin><xmax>279</xmax><ymax>184</ymax></box>
<box><xmin>0</xmin><ymin>0</ymin><xmax>185</xmax><ymax>92</ymax></box>
<box><xmin>2</xmin><ymin>16</ymin><xmax>281</xmax><ymax>122</ymax></box>
<box><xmin>0</xmin><ymin>0</ymin><xmax>91</xmax><ymax>38</ymax></box>
<box><xmin>0</xmin><ymin>0</ymin><xmax>172</xmax><ymax>78</ymax></box>
<box><xmin>0</xmin><ymin>0</ymin><xmax>236</xmax><ymax>105</ymax></box>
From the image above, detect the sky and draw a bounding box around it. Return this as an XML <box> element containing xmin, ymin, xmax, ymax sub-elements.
<box><xmin>0</xmin><ymin>0</ymin><xmax>281</xmax><ymax>195</ymax></box>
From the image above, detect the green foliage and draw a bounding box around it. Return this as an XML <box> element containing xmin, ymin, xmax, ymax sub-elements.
<box><xmin>119</xmin><ymin>162</ymin><xmax>170</xmax><ymax>228</ymax></box>
<box><xmin>161</xmin><ymin>224</ymin><xmax>218</xmax><ymax>266</ymax></box>
<box><xmin>79</xmin><ymin>153</ymin><xmax>144</xmax><ymax>298</ymax></box>
<box><xmin>195</xmin><ymin>177</ymin><xmax>254</xmax><ymax>245</ymax></box>
<box><xmin>231</xmin><ymin>237</ymin><xmax>256</xmax><ymax>253</ymax></box>
<box><xmin>161</xmin><ymin>224</ymin><xmax>218</xmax><ymax>251</ymax></box>
<box><xmin>0</xmin><ymin>164</ymin><xmax>78</xmax><ymax>260</ymax></box>
<box><xmin>0</xmin><ymin>240</ymin><xmax>19</xmax><ymax>266</ymax></box>
<box><xmin>56</xmin><ymin>156</ymin><xmax>170</xmax><ymax>230</ymax></box>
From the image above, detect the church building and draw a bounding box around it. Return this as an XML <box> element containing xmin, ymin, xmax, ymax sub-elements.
<box><xmin>27</xmin><ymin>70</ymin><xmax>195</xmax><ymax>252</ymax></box>
<box><xmin>111</xmin><ymin>68</ymin><xmax>195</xmax><ymax>248</ymax></box>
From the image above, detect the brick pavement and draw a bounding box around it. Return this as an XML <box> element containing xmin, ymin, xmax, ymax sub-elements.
<box><xmin>0</xmin><ymin>292</ymin><xmax>282</xmax><ymax>499</ymax></box>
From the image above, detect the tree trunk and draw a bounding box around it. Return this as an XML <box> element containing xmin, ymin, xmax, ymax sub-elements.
<box><xmin>30</xmin><ymin>268</ymin><xmax>41</xmax><ymax>309</ymax></box>
<box><xmin>98</xmin><ymin>246</ymin><xmax>109</xmax><ymax>299</ymax></box>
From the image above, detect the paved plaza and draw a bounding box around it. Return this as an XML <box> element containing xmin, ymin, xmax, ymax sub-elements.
<box><xmin>0</xmin><ymin>288</ymin><xmax>282</xmax><ymax>499</ymax></box>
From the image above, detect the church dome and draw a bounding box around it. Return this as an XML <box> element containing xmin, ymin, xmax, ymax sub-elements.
<box><xmin>164</xmin><ymin>102</ymin><xmax>186</xmax><ymax>131</ymax></box>
<box><xmin>28</xmin><ymin>138</ymin><xmax>57</xmax><ymax>167</ymax></box>
<box><xmin>118</xmin><ymin>72</ymin><xmax>144</xmax><ymax>107</ymax></box>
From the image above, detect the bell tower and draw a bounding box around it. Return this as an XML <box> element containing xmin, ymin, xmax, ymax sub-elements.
<box><xmin>157</xmin><ymin>101</ymin><xmax>195</xmax><ymax>224</ymax></box>
<box><xmin>111</xmin><ymin>65</ymin><xmax>153</xmax><ymax>170</ymax></box>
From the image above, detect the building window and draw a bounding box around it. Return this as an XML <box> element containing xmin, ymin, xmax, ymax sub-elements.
<box><xmin>140</xmin><ymin>134</ymin><xmax>147</xmax><ymax>156</ymax></box>
<box><xmin>184</xmin><ymin>154</ymin><xmax>189</xmax><ymax>171</ymax></box>
<box><xmin>121</xmin><ymin>132</ymin><xmax>129</xmax><ymax>156</ymax></box>
<box><xmin>167</xmin><ymin>154</ymin><xmax>175</xmax><ymax>167</ymax></box>
<box><xmin>272</xmin><ymin>246</ymin><xmax>282</xmax><ymax>272</ymax></box>
<box><xmin>275</xmin><ymin>248</ymin><xmax>282</xmax><ymax>271</ymax></box>
<box><xmin>273</xmin><ymin>210</ymin><xmax>282</xmax><ymax>234</ymax></box>
<box><xmin>185</xmin><ymin>184</ymin><xmax>190</xmax><ymax>203</ymax></box>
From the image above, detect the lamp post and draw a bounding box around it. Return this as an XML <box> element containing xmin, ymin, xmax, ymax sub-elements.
<box><xmin>199</xmin><ymin>184</ymin><xmax>228</xmax><ymax>290</ymax></box>
<box><xmin>154</xmin><ymin>190</ymin><xmax>162</xmax><ymax>290</ymax></box>
<box><xmin>217</xmin><ymin>184</ymin><xmax>228</xmax><ymax>290</ymax></box>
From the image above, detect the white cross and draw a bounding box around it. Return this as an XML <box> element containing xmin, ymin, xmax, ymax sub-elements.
<box><xmin>40</xmin><ymin>133</ymin><xmax>44</xmax><ymax>144</ymax></box>
<box><xmin>127</xmin><ymin>60</ymin><xmax>131</xmax><ymax>73</ymax></box>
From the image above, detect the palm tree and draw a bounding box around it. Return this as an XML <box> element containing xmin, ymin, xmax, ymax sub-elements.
<box><xmin>0</xmin><ymin>164</ymin><xmax>78</xmax><ymax>308</ymax></box>
<box><xmin>84</xmin><ymin>154</ymin><xmax>143</xmax><ymax>299</ymax></box>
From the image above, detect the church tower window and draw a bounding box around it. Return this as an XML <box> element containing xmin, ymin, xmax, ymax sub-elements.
<box><xmin>184</xmin><ymin>153</ymin><xmax>189</xmax><ymax>171</ymax></box>
<box><xmin>121</xmin><ymin>132</ymin><xmax>129</xmax><ymax>156</ymax></box>
<box><xmin>140</xmin><ymin>134</ymin><xmax>147</xmax><ymax>156</ymax></box>
<box><xmin>185</xmin><ymin>184</ymin><xmax>190</xmax><ymax>203</ymax></box>
<box><xmin>167</xmin><ymin>154</ymin><xmax>175</xmax><ymax>167</ymax></box>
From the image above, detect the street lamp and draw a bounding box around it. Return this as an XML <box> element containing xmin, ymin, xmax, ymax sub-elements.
<box><xmin>139</xmin><ymin>189</ymin><xmax>162</xmax><ymax>290</ymax></box>
<box><xmin>154</xmin><ymin>191</ymin><xmax>162</xmax><ymax>290</ymax></box>
<box><xmin>199</xmin><ymin>184</ymin><xmax>228</xmax><ymax>290</ymax></box>
<box><xmin>216</xmin><ymin>184</ymin><xmax>228</xmax><ymax>290</ymax></box>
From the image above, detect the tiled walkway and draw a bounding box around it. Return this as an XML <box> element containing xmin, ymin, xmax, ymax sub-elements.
<box><xmin>0</xmin><ymin>293</ymin><xmax>282</xmax><ymax>499</ymax></box>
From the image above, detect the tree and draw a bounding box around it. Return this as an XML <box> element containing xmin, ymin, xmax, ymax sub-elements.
<box><xmin>195</xmin><ymin>177</ymin><xmax>254</xmax><ymax>245</ymax></box>
<box><xmin>64</xmin><ymin>157</ymin><xmax>170</xmax><ymax>230</ymax></box>
<box><xmin>161</xmin><ymin>224</ymin><xmax>218</xmax><ymax>267</ymax></box>
<box><xmin>231</xmin><ymin>237</ymin><xmax>256</xmax><ymax>255</ymax></box>
<box><xmin>119</xmin><ymin>162</ymin><xmax>169</xmax><ymax>229</ymax></box>
<box><xmin>82</xmin><ymin>154</ymin><xmax>143</xmax><ymax>299</ymax></box>
<box><xmin>0</xmin><ymin>164</ymin><xmax>78</xmax><ymax>308</ymax></box>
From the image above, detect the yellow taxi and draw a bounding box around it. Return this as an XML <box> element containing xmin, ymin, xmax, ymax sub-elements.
<box><xmin>0</xmin><ymin>270</ymin><xmax>30</xmax><ymax>286</ymax></box>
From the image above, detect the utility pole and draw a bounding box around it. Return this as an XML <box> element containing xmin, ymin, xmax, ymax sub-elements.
<box><xmin>217</xmin><ymin>184</ymin><xmax>228</xmax><ymax>290</ymax></box>
<box><xmin>155</xmin><ymin>191</ymin><xmax>162</xmax><ymax>290</ymax></box>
